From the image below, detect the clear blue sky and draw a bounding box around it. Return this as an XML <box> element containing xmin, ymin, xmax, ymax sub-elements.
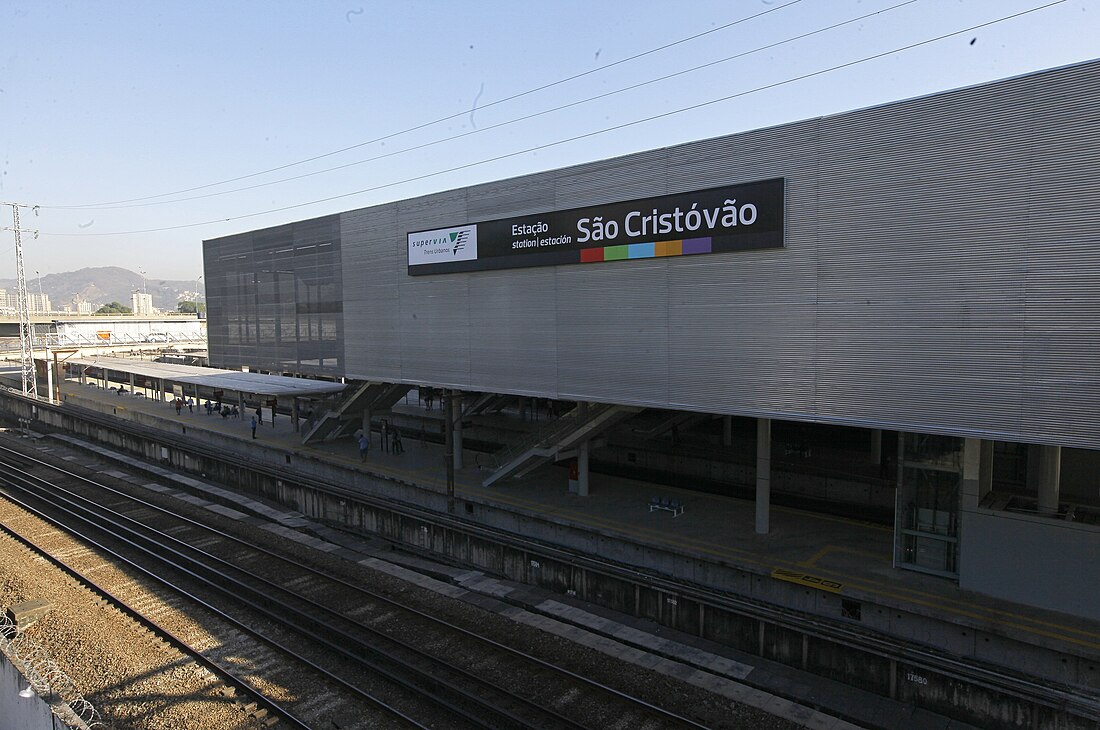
<box><xmin>0</xmin><ymin>0</ymin><xmax>1095</xmax><ymax>281</ymax></box>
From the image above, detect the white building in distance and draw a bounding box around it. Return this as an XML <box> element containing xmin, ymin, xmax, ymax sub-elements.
<box><xmin>131</xmin><ymin>291</ymin><xmax>155</xmax><ymax>315</ymax></box>
<box><xmin>0</xmin><ymin>289</ymin><xmax>51</xmax><ymax>314</ymax></box>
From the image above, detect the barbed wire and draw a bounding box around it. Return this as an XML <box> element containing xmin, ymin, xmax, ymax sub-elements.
<box><xmin>0</xmin><ymin>613</ymin><xmax>106</xmax><ymax>729</ymax></box>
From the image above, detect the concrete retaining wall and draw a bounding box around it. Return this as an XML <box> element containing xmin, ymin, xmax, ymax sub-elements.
<box><xmin>0</xmin><ymin>656</ymin><xmax>70</xmax><ymax>730</ymax></box>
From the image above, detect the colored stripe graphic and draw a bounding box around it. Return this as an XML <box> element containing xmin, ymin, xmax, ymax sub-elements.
<box><xmin>682</xmin><ymin>238</ymin><xmax>712</xmax><ymax>255</ymax></box>
<box><xmin>655</xmin><ymin>240</ymin><xmax>682</xmax><ymax>256</ymax></box>
<box><xmin>579</xmin><ymin>237</ymin><xmax>710</xmax><ymax>264</ymax></box>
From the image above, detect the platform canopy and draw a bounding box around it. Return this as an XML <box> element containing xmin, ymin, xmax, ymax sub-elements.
<box><xmin>67</xmin><ymin>356</ymin><xmax>346</xmax><ymax>398</ymax></box>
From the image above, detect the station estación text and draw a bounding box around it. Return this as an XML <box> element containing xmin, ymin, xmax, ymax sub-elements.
<box><xmin>407</xmin><ymin>177</ymin><xmax>784</xmax><ymax>275</ymax></box>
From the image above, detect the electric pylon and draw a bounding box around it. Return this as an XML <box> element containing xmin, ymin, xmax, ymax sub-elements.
<box><xmin>2</xmin><ymin>201</ymin><xmax>40</xmax><ymax>397</ymax></box>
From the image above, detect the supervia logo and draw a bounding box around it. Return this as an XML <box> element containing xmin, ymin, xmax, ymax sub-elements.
<box><xmin>451</xmin><ymin>230</ymin><xmax>469</xmax><ymax>255</ymax></box>
<box><xmin>408</xmin><ymin>224</ymin><xmax>478</xmax><ymax>267</ymax></box>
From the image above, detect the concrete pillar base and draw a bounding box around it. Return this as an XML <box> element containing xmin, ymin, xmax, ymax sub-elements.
<box><xmin>1037</xmin><ymin>445</ymin><xmax>1062</xmax><ymax>515</ymax></box>
<box><xmin>756</xmin><ymin>418</ymin><xmax>771</xmax><ymax>534</ymax></box>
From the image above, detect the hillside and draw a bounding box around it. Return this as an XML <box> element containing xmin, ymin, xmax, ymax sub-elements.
<box><xmin>0</xmin><ymin>267</ymin><xmax>203</xmax><ymax>312</ymax></box>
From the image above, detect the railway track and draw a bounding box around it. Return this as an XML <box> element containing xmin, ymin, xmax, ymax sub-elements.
<box><xmin>0</xmin><ymin>440</ymin><xmax>716</xmax><ymax>729</ymax></box>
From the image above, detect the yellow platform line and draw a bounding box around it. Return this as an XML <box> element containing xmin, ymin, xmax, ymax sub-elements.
<box><xmin>91</xmin><ymin>401</ymin><xmax>1096</xmax><ymax>653</ymax></box>
<box><xmin>799</xmin><ymin>545</ymin><xmax>888</xmax><ymax>568</ymax></box>
<box><xmin>774</xmin><ymin>503</ymin><xmax>894</xmax><ymax>533</ymax></box>
<box><xmin>472</xmin><ymin>489</ymin><xmax>1100</xmax><ymax>648</ymax></box>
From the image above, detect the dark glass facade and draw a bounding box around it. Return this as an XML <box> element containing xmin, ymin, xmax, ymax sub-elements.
<box><xmin>204</xmin><ymin>215</ymin><xmax>343</xmax><ymax>377</ymax></box>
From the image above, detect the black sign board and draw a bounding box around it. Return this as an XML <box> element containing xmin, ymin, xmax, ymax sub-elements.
<box><xmin>407</xmin><ymin>177</ymin><xmax>784</xmax><ymax>276</ymax></box>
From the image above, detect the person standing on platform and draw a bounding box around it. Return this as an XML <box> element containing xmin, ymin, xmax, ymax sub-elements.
<box><xmin>392</xmin><ymin>426</ymin><xmax>403</xmax><ymax>455</ymax></box>
<box><xmin>175</xmin><ymin>398</ymin><xmax>182</xmax><ymax>415</ymax></box>
<box><xmin>380</xmin><ymin>419</ymin><xmax>390</xmax><ymax>453</ymax></box>
<box><xmin>251</xmin><ymin>415</ymin><xmax>258</xmax><ymax>438</ymax></box>
<box><xmin>255</xmin><ymin>405</ymin><xmax>263</xmax><ymax>425</ymax></box>
<box><xmin>359</xmin><ymin>433</ymin><xmax>369</xmax><ymax>461</ymax></box>
<box><xmin>186</xmin><ymin>397</ymin><xmax>194</xmax><ymax>414</ymax></box>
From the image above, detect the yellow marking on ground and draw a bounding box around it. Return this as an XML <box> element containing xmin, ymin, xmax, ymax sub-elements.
<box><xmin>141</xmin><ymin>410</ymin><xmax>1100</xmax><ymax>651</ymax></box>
<box><xmin>799</xmin><ymin>546</ymin><xmax>834</xmax><ymax>568</ymax></box>
<box><xmin>836</xmin><ymin>576</ymin><xmax>1100</xmax><ymax>651</ymax></box>
<box><xmin>771</xmin><ymin>568</ymin><xmax>843</xmax><ymax>594</ymax></box>
<box><xmin>471</xmin><ymin>494</ymin><xmax>1100</xmax><ymax>649</ymax></box>
<box><xmin>773</xmin><ymin>503</ymin><xmax>893</xmax><ymax>533</ymax></box>
<box><xmin>827</xmin><ymin>570</ymin><xmax>1100</xmax><ymax>643</ymax></box>
<box><xmin>799</xmin><ymin>545</ymin><xmax>887</xmax><ymax>568</ymax></box>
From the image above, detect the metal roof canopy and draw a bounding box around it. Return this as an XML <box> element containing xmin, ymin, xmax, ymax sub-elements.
<box><xmin>69</xmin><ymin>356</ymin><xmax>346</xmax><ymax>398</ymax></box>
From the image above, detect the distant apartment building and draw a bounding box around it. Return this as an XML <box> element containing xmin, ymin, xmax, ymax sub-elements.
<box><xmin>29</xmin><ymin>292</ymin><xmax>51</xmax><ymax>314</ymax></box>
<box><xmin>0</xmin><ymin>288</ymin><xmax>51</xmax><ymax>314</ymax></box>
<box><xmin>131</xmin><ymin>291</ymin><xmax>155</xmax><ymax>315</ymax></box>
<box><xmin>64</xmin><ymin>298</ymin><xmax>96</xmax><ymax>315</ymax></box>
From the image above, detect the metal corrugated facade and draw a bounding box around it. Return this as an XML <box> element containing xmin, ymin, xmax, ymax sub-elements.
<box><xmin>207</xmin><ymin>59</ymin><xmax>1100</xmax><ymax>450</ymax></box>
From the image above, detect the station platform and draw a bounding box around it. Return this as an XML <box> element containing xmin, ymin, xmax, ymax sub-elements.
<box><xmin>45</xmin><ymin>377</ymin><xmax>1100</xmax><ymax>727</ymax></box>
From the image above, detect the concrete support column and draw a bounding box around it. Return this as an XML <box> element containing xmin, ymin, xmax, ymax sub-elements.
<box><xmin>129</xmin><ymin>373</ymin><xmax>134</xmax><ymax>393</ymax></box>
<box><xmin>723</xmin><ymin>416</ymin><xmax>732</xmax><ymax>447</ymax></box>
<box><xmin>237</xmin><ymin>392</ymin><xmax>245</xmax><ymax>419</ymax></box>
<box><xmin>576</xmin><ymin>401</ymin><xmax>591</xmax><ymax>497</ymax></box>
<box><xmin>362</xmin><ymin>407</ymin><xmax>372</xmax><ymax>446</ymax></box>
<box><xmin>1026</xmin><ymin>444</ymin><xmax>1041</xmax><ymax>495</ymax></box>
<box><xmin>444</xmin><ymin>390</ymin><xmax>455</xmax><ymax>513</ymax></box>
<box><xmin>961</xmin><ymin>438</ymin><xmax>982</xmax><ymax>512</ymax></box>
<box><xmin>1037</xmin><ymin>445</ymin><xmax>1062</xmax><ymax>515</ymax></box>
<box><xmin>46</xmin><ymin>354</ymin><xmax>54</xmax><ymax>403</ymax></box>
<box><xmin>979</xmin><ymin>440</ymin><xmax>993</xmax><ymax>501</ymax></box>
<box><xmin>453</xmin><ymin>393</ymin><xmax>464</xmax><ymax>470</ymax></box>
<box><xmin>756</xmin><ymin>418</ymin><xmax>771</xmax><ymax>535</ymax></box>
<box><xmin>871</xmin><ymin>429</ymin><xmax>883</xmax><ymax>466</ymax></box>
<box><xmin>292</xmin><ymin>398</ymin><xmax>300</xmax><ymax>432</ymax></box>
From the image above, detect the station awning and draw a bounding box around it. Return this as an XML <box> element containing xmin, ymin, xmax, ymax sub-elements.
<box><xmin>67</xmin><ymin>356</ymin><xmax>346</xmax><ymax>398</ymax></box>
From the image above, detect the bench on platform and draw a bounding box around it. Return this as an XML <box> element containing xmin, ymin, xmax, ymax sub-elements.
<box><xmin>649</xmin><ymin>496</ymin><xmax>684</xmax><ymax>517</ymax></box>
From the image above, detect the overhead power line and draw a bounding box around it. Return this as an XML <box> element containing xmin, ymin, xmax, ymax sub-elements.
<box><xmin>56</xmin><ymin>0</ymin><xmax>918</xmax><ymax>212</ymax></box>
<box><xmin>43</xmin><ymin>0</ymin><xmax>806</xmax><ymax>210</ymax></box>
<box><xmin>41</xmin><ymin>0</ymin><xmax>1065</xmax><ymax>238</ymax></box>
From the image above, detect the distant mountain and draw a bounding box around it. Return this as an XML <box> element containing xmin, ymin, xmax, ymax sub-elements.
<box><xmin>0</xmin><ymin>266</ymin><xmax>203</xmax><ymax>312</ymax></box>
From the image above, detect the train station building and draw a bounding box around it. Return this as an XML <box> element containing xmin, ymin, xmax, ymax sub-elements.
<box><xmin>202</xmin><ymin>54</ymin><xmax>1099</xmax><ymax>633</ymax></box>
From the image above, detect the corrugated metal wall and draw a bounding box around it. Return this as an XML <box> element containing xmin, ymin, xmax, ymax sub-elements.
<box><xmin>210</xmin><ymin>59</ymin><xmax>1100</xmax><ymax>450</ymax></box>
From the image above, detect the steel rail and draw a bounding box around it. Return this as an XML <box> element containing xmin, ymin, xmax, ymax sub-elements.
<box><xmin>0</xmin><ymin>451</ymin><xmax>707</xmax><ymax>729</ymax></box>
<box><xmin>0</xmin><ymin>469</ymin><xmax>581</xmax><ymax>729</ymax></box>
<box><xmin>18</xmin><ymin>399</ymin><xmax>1100</xmax><ymax>723</ymax></box>
<box><xmin>0</xmin><ymin>440</ymin><xmax>715</xmax><ymax>728</ymax></box>
<box><xmin>0</xmin><ymin>474</ymin><xmax>438</xmax><ymax>730</ymax></box>
<box><xmin>0</xmin><ymin>509</ymin><xmax>311</xmax><ymax>730</ymax></box>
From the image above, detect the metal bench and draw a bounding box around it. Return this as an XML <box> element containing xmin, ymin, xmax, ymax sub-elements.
<box><xmin>649</xmin><ymin>496</ymin><xmax>684</xmax><ymax>517</ymax></box>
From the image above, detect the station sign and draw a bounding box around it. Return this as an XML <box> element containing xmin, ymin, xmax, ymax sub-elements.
<box><xmin>407</xmin><ymin>177</ymin><xmax>784</xmax><ymax>276</ymax></box>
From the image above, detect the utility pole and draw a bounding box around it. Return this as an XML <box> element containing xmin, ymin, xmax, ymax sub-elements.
<box><xmin>2</xmin><ymin>201</ymin><xmax>40</xmax><ymax>398</ymax></box>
